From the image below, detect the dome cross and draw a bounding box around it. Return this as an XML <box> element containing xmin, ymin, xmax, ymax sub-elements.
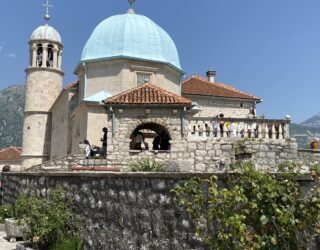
<box><xmin>128</xmin><ymin>0</ymin><xmax>135</xmax><ymax>7</ymax></box>
<box><xmin>42</xmin><ymin>0</ymin><xmax>53</xmax><ymax>23</ymax></box>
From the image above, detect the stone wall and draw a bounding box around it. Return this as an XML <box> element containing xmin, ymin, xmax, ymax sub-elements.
<box><xmin>0</xmin><ymin>161</ymin><xmax>21</xmax><ymax>172</ymax></box>
<box><xmin>50</xmin><ymin>91</ymin><xmax>69</xmax><ymax>160</ymax></box>
<box><xmin>183</xmin><ymin>95</ymin><xmax>255</xmax><ymax>118</ymax></box>
<box><xmin>2</xmin><ymin>172</ymin><xmax>318</xmax><ymax>250</ymax></box>
<box><xmin>108</xmin><ymin>135</ymin><xmax>301</xmax><ymax>172</ymax></box>
<box><xmin>298</xmin><ymin>149</ymin><xmax>320</xmax><ymax>166</ymax></box>
<box><xmin>76</xmin><ymin>58</ymin><xmax>181</xmax><ymax>99</ymax></box>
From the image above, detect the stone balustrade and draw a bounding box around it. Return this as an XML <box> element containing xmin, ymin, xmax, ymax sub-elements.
<box><xmin>187</xmin><ymin>117</ymin><xmax>291</xmax><ymax>141</ymax></box>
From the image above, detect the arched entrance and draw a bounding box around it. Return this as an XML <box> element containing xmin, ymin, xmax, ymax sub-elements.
<box><xmin>130</xmin><ymin>123</ymin><xmax>171</xmax><ymax>150</ymax></box>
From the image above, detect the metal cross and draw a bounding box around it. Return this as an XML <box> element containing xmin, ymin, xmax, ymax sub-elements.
<box><xmin>42</xmin><ymin>0</ymin><xmax>53</xmax><ymax>22</ymax></box>
<box><xmin>128</xmin><ymin>0</ymin><xmax>135</xmax><ymax>7</ymax></box>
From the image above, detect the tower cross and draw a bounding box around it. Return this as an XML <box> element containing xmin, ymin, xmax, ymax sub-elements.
<box><xmin>128</xmin><ymin>0</ymin><xmax>135</xmax><ymax>7</ymax></box>
<box><xmin>42</xmin><ymin>0</ymin><xmax>53</xmax><ymax>23</ymax></box>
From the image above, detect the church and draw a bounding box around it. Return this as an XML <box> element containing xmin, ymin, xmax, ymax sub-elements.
<box><xmin>21</xmin><ymin>1</ymin><xmax>294</xmax><ymax>171</ymax></box>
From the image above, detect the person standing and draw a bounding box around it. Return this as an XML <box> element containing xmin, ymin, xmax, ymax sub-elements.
<box><xmin>100</xmin><ymin>127</ymin><xmax>108</xmax><ymax>158</ymax></box>
<box><xmin>83</xmin><ymin>140</ymin><xmax>92</xmax><ymax>159</ymax></box>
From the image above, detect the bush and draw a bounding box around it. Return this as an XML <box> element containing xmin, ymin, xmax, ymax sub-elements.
<box><xmin>54</xmin><ymin>235</ymin><xmax>83</xmax><ymax>250</ymax></box>
<box><xmin>15</xmin><ymin>186</ymin><xmax>83</xmax><ymax>250</ymax></box>
<box><xmin>0</xmin><ymin>204</ymin><xmax>14</xmax><ymax>223</ymax></box>
<box><xmin>128</xmin><ymin>158</ymin><xmax>164</xmax><ymax>172</ymax></box>
<box><xmin>173</xmin><ymin>161</ymin><xmax>320</xmax><ymax>249</ymax></box>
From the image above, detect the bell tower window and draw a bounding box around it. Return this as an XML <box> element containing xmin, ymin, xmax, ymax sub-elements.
<box><xmin>137</xmin><ymin>72</ymin><xmax>151</xmax><ymax>85</ymax></box>
<box><xmin>36</xmin><ymin>44</ymin><xmax>43</xmax><ymax>67</ymax></box>
<box><xmin>47</xmin><ymin>45</ymin><xmax>54</xmax><ymax>67</ymax></box>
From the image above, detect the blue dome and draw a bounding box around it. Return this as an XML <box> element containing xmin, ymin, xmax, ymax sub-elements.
<box><xmin>81</xmin><ymin>13</ymin><xmax>182</xmax><ymax>71</ymax></box>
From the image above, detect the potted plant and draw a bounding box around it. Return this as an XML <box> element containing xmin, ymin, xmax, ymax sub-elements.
<box><xmin>311</xmin><ymin>139</ymin><xmax>319</xmax><ymax>150</ymax></box>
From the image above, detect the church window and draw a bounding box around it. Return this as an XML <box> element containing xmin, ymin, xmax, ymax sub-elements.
<box><xmin>137</xmin><ymin>73</ymin><xmax>151</xmax><ymax>85</ymax></box>
<box><xmin>36</xmin><ymin>44</ymin><xmax>43</xmax><ymax>67</ymax></box>
<box><xmin>47</xmin><ymin>45</ymin><xmax>54</xmax><ymax>68</ymax></box>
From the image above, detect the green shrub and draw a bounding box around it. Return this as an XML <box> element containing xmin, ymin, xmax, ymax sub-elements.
<box><xmin>173</xmin><ymin>161</ymin><xmax>320</xmax><ymax>249</ymax></box>
<box><xmin>54</xmin><ymin>235</ymin><xmax>83</xmax><ymax>250</ymax></box>
<box><xmin>0</xmin><ymin>204</ymin><xmax>15</xmax><ymax>223</ymax></box>
<box><xmin>15</xmin><ymin>186</ymin><xmax>83</xmax><ymax>250</ymax></box>
<box><xmin>128</xmin><ymin>158</ymin><xmax>164</xmax><ymax>172</ymax></box>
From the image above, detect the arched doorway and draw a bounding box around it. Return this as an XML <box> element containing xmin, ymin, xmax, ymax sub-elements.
<box><xmin>130</xmin><ymin>123</ymin><xmax>171</xmax><ymax>150</ymax></box>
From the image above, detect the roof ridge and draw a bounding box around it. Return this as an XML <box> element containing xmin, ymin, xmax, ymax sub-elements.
<box><xmin>105</xmin><ymin>83</ymin><xmax>191</xmax><ymax>103</ymax></box>
<box><xmin>182</xmin><ymin>74</ymin><xmax>261</xmax><ymax>100</ymax></box>
<box><xmin>64</xmin><ymin>80</ymin><xmax>79</xmax><ymax>90</ymax></box>
<box><xmin>104</xmin><ymin>83</ymin><xmax>192</xmax><ymax>105</ymax></box>
<box><xmin>213</xmin><ymin>81</ymin><xmax>260</xmax><ymax>99</ymax></box>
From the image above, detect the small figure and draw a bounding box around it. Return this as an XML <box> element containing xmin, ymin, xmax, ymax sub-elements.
<box><xmin>152</xmin><ymin>133</ymin><xmax>161</xmax><ymax>150</ymax></box>
<box><xmin>159</xmin><ymin>132</ymin><xmax>170</xmax><ymax>150</ymax></box>
<box><xmin>219</xmin><ymin>113</ymin><xmax>225</xmax><ymax>136</ymax></box>
<box><xmin>100</xmin><ymin>127</ymin><xmax>108</xmax><ymax>158</ymax></box>
<box><xmin>231</xmin><ymin>122</ymin><xmax>237</xmax><ymax>138</ymax></box>
<box><xmin>212</xmin><ymin>116</ymin><xmax>219</xmax><ymax>137</ymax></box>
<box><xmin>83</xmin><ymin>139</ymin><xmax>91</xmax><ymax>159</ymax></box>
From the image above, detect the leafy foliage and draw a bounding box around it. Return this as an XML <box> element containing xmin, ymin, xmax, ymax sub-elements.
<box><xmin>0</xmin><ymin>204</ymin><xmax>14</xmax><ymax>223</ymax></box>
<box><xmin>173</xmin><ymin>161</ymin><xmax>320</xmax><ymax>250</ymax></box>
<box><xmin>15</xmin><ymin>186</ymin><xmax>83</xmax><ymax>250</ymax></box>
<box><xmin>128</xmin><ymin>158</ymin><xmax>165</xmax><ymax>172</ymax></box>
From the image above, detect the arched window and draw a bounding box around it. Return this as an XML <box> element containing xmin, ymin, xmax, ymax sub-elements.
<box><xmin>47</xmin><ymin>44</ymin><xmax>54</xmax><ymax>67</ymax></box>
<box><xmin>130</xmin><ymin>123</ymin><xmax>171</xmax><ymax>151</ymax></box>
<box><xmin>36</xmin><ymin>44</ymin><xmax>43</xmax><ymax>67</ymax></box>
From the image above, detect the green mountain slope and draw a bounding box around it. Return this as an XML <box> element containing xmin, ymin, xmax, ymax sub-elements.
<box><xmin>301</xmin><ymin>112</ymin><xmax>320</xmax><ymax>128</ymax></box>
<box><xmin>290</xmin><ymin>123</ymin><xmax>320</xmax><ymax>149</ymax></box>
<box><xmin>0</xmin><ymin>85</ymin><xmax>25</xmax><ymax>149</ymax></box>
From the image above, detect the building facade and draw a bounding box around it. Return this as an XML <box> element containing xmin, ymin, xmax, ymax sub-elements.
<box><xmin>21</xmin><ymin>4</ymin><xmax>299</xmax><ymax>171</ymax></box>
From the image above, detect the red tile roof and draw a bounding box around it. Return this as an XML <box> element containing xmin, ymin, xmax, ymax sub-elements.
<box><xmin>63</xmin><ymin>80</ymin><xmax>79</xmax><ymax>90</ymax></box>
<box><xmin>104</xmin><ymin>83</ymin><xmax>192</xmax><ymax>106</ymax></box>
<box><xmin>0</xmin><ymin>147</ymin><xmax>22</xmax><ymax>161</ymax></box>
<box><xmin>182</xmin><ymin>75</ymin><xmax>261</xmax><ymax>101</ymax></box>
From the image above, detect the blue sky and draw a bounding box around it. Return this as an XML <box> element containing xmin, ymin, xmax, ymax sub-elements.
<box><xmin>0</xmin><ymin>0</ymin><xmax>319</xmax><ymax>123</ymax></box>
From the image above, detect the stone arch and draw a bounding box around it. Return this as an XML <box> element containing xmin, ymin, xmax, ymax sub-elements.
<box><xmin>129</xmin><ymin>122</ymin><xmax>172</xmax><ymax>150</ymax></box>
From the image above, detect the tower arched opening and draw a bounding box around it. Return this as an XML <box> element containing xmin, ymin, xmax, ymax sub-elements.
<box><xmin>36</xmin><ymin>44</ymin><xmax>43</xmax><ymax>67</ymax></box>
<box><xmin>47</xmin><ymin>44</ymin><xmax>54</xmax><ymax>67</ymax></box>
<box><xmin>130</xmin><ymin>123</ymin><xmax>171</xmax><ymax>151</ymax></box>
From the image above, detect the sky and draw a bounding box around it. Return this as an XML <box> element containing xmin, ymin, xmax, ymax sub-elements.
<box><xmin>0</xmin><ymin>0</ymin><xmax>319</xmax><ymax>123</ymax></box>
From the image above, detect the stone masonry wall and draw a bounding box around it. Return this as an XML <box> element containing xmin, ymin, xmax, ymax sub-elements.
<box><xmin>101</xmin><ymin>107</ymin><xmax>303</xmax><ymax>172</ymax></box>
<box><xmin>183</xmin><ymin>95</ymin><xmax>255</xmax><ymax>118</ymax></box>
<box><xmin>2</xmin><ymin>172</ymin><xmax>318</xmax><ymax>250</ymax></box>
<box><xmin>2</xmin><ymin>172</ymin><xmax>207</xmax><ymax>250</ymax></box>
<box><xmin>298</xmin><ymin>149</ymin><xmax>320</xmax><ymax>167</ymax></box>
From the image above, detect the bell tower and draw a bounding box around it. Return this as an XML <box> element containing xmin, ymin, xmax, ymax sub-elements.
<box><xmin>21</xmin><ymin>1</ymin><xmax>64</xmax><ymax>169</ymax></box>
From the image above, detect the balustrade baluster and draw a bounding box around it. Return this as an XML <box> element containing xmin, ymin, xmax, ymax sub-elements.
<box><xmin>223</xmin><ymin>123</ymin><xmax>228</xmax><ymax>138</ymax></box>
<box><xmin>203</xmin><ymin>124</ymin><xmax>207</xmax><ymax>139</ymax></box>
<box><xmin>278</xmin><ymin>124</ymin><xmax>283</xmax><ymax>139</ymax></box>
<box><xmin>244</xmin><ymin>123</ymin><xmax>248</xmax><ymax>138</ymax></box>
<box><xmin>271</xmin><ymin>124</ymin><xmax>276</xmax><ymax>139</ymax></box>
<box><xmin>264</xmin><ymin>124</ymin><xmax>269</xmax><ymax>139</ymax></box>
<box><xmin>258</xmin><ymin>123</ymin><xmax>262</xmax><ymax>138</ymax></box>
<box><xmin>188</xmin><ymin>124</ymin><xmax>193</xmax><ymax>138</ymax></box>
<box><xmin>216</xmin><ymin>123</ymin><xmax>221</xmax><ymax>138</ymax></box>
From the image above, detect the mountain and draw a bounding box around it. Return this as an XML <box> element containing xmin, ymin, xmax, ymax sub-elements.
<box><xmin>301</xmin><ymin>113</ymin><xmax>320</xmax><ymax>128</ymax></box>
<box><xmin>290</xmin><ymin>123</ymin><xmax>320</xmax><ymax>148</ymax></box>
<box><xmin>0</xmin><ymin>85</ymin><xmax>25</xmax><ymax>149</ymax></box>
